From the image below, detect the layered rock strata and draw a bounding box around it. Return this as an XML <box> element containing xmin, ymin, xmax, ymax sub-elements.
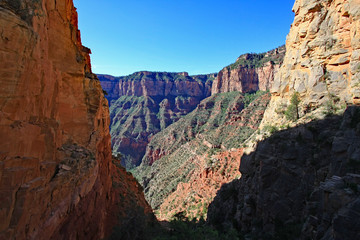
<box><xmin>0</xmin><ymin>1</ymin><xmax>152</xmax><ymax>239</ymax></box>
<box><xmin>212</xmin><ymin>46</ymin><xmax>285</xmax><ymax>94</ymax></box>
<box><xmin>99</xmin><ymin>72</ymin><xmax>215</xmax><ymax>168</ymax></box>
<box><xmin>99</xmin><ymin>72</ymin><xmax>215</xmax><ymax>105</ymax></box>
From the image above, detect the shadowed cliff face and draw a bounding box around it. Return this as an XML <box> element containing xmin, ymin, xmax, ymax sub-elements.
<box><xmin>207</xmin><ymin>106</ymin><xmax>360</xmax><ymax>240</ymax></box>
<box><xmin>206</xmin><ymin>0</ymin><xmax>360</xmax><ymax>239</ymax></box>
<box><xmin>99</xmin><ymin>72</ymin><xmax>215</xmax><ymax>168</ymax></box>
<box><xmin>0</xmin><ymin>1</ymin><xmax>153</xmax><ymax>239</ymax></box>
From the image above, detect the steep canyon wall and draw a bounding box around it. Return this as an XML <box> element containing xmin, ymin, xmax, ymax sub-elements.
<box><xmin>262</xmin><ymin>0</ymin><xmax>360</xmax><ymax>126</ymax></box>
<box><xmin>0</xmin><ymin>1</ymin><xmax>152</xmax><ymax>239</ymax></box>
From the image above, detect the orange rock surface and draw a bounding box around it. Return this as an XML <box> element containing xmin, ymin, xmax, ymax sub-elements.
<box><xmin>0</xmin><ymin>1</ymin><xmax>152</xmax><ymax>239</ymax></box>
<box><xmin>261</xmin><ymin>0</ymin><xmax>360</xmax><ymax>126</ymax></box>
<box><xmin>212</xmin><ymin>63</ymin><xmax>280</xmax><ymax>94</ymax></box>
<box><xmin>157</xmin><ymin>149</ymin><xmax>243</xmax><ymax>221</ymax></box>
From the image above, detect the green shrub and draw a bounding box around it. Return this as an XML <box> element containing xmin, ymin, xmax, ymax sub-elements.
<box><xmin>263</xmin><ymin>125</ymin><xmax>279</xmax><ymax>134</ymax></box>
<box><xmin>284</xmin><ymin>92</ymin><xmax>301</xmax><ymax>121</ymax></box>
<box><xmin>323</xmin><ymin>93</ymin><xmax>341</xmax><ymax>116</ymax></box>
<box><xmin>243</xmin><ymin>90</ymin><xmax>267</xmax><ymax>108</ymax></box>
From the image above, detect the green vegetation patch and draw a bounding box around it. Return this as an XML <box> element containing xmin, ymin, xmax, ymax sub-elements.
<box><xmin>227</xmin><ymin>46</ymin><xmax>285</xmax><ymax>70</ymax></box>
<box><xmin>135</xmin><ymin>91</ymin><xmax>270</xmax><ymax>210</ymax></box>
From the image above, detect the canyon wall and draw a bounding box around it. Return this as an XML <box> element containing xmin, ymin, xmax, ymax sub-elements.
<box><xmin>261</xmin><ymin>0</ymin><xmax>360</xmax><ymax>126</ymax></box>
<box><xmin>0</xmin><ymin>1</ymin><xmax>152</xmax><ymax>239</ymax></box>
<box><xmin>99</xmin><ymin>72</ymin><xmax>214</xmax><ymax>104</ymax></box>
<box><xmin>207</xmin><ymin>0</ymin><xmax>360</xmax><ymax>239</ymax></box>
<box><xmin>211</xmin><ymin>46</ymin><xmax>285</xmax><ymax>94</ymax></box>
<box><xmin>134</xmin><ymin>91</ymin><xmax>271</xmax><ymax>220</ymax></box>
<box><xmin>99</xmin><ymin>72</ymin><xmax>215</xmax><ymax>168</ymax></box>
<box><xmin>208</xmin><ymin>106</ymin><xmax>360</xmax><ymax>239</ymax></box>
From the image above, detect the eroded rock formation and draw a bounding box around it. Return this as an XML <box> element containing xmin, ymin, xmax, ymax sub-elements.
<box><xmin>211</xmin><ymin>46</ymin><xmax>285</xmax><ymax>94</ymax></box>
<box><xmin>0</xmin><ymin>1</ymin><xmax>152</xmax><ymax>239</ymax></box>
<box><xmin>99</xmin><ymin>72</ymin><xmax>215</xmax><ymax>168</ymax></box>
<box><xmin>99</xmin><ymin>72</ymin><xmax>215</xmax><ymax>105</ymax></box>
<box><xmin>134</xmin><ymin>92</ymin><xmax>271</xmax><ymax>220</ymax></box>
<box><xmin>261</xmin><ymin>0</ymin><xmax>360</xmax><ymax>126</ymax></box>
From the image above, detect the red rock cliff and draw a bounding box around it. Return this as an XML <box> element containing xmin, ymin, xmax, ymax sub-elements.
<box><xmin>212</xmin><ymin>46</ymin><xmax>285</xmax><ymax>94</ymax></box>
<box><xmin>99</xmin><ymin>71</ymin><xmax>214</xmax><ymax>102</ymax></box>
<box><xmin>0</xmin><ymin>1</ymin><xmax>152</xmax><ymax>239</ymax></box>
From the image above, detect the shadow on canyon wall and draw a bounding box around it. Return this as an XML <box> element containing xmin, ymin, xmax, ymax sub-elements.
<box><xmin>207</xmin><ymin>106</ymin><xmax>360</xmax><ymax>240</ymax></box>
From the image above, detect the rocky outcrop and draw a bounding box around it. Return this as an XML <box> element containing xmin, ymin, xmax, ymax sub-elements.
<box><xmin>208</xmin><ymin>106</ymin><xmax>360</xmax><ymax>239</ymax></box>
<box><xmin>99</xmin><ymin>72</ymin><xmax>216</xmax><ymax>168</ymax></box>
<box><xmin>0</xmin><ymin>1</ymin><xmax>152</xmax><ymax>239</ymax></box>
<box><xmin>261</xmin><ymin>0</ymin><xmax>360</xmax><ymax>126</ymax></box>
<box><xmin>211</xmin><ymin>46</ymin><xmax>285</xmax><ymax>94</ymax></box>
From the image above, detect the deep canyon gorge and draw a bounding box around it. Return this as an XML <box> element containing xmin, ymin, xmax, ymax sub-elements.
<box><xmin>0</xmin><ymin>0</ymin><xmax>360</xmax><ymax>239</ymax></box>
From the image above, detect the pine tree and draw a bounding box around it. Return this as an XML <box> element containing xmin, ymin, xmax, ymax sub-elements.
<box><xmin>285</xmin><ymin>92</ymin><xmax>301</xmax><ymax>121</ymax></box>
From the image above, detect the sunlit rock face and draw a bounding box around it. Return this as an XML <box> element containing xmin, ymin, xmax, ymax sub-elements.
<box><xmin>212</xmin><ymin>46</ymin><xmax>286</xmax><ymax>94</ymax></box>
<box><xmin>0</xmin><ymin>1</ymin><xmax>152</xmax><ymax>239</ymax></box>
<box><xmin>261</xmin><ymin>0</ymin><xmax>360</xmax><ymax>127</ymax></box>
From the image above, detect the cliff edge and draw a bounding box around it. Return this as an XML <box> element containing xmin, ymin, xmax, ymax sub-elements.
<box><xmin>0</xmin><ymin>1</ymin><xmax>152</xmax><ymax>239</ymax></box>
<box><xmin>212</xmin><ymin>46</ymin><xmax>285</xmax><ymax>94</ymax></box>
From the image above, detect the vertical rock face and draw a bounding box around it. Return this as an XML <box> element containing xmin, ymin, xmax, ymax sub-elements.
<box><xmin>207</xmin><ymin>0</ymin><xmax>360</xmax><ymax>239</ymax></box>
<box><xmin>0</xmin><ymin>1</ymin><xmax>152</xmax><ymax>239</ymax></box>
<box><xmin>211</xmin><ymin>46</ymin><xmax>285</xmax><ymax>94</ymax></box>
<box><xmin>98</xmin><ymin>72</ymin><xmax>216</xmax><ymax>168</ymax></box>
<box><xmin>208</xmin><ymin>106</ymin><xmax>360</xmax><ymax>239</ymax></box>
<box><xmin>262</xmin><ymin>0</ymin><xmax>360</xmax><ymax>126</ymax></box>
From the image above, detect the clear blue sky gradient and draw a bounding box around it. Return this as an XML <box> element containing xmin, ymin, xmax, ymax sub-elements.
<box><xmin>73</xmin><ymin>0</ymin><xmax>295</xmax><ymax>76</ymax></box>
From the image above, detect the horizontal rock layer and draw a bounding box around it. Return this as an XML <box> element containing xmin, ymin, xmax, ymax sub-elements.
<box><xmin>99</xmin><ymin>72</ymin><xmax>215</xmax><ymax>103</ymax></box>
<box><xmin>99</xmin><ymin>73</ymin><xmax>216</xmax><ymax>168</ymax></box>
<box><xmin>212</xmin><ymin>46</ymin><xmax>285</xmax><ymax>94</ymax></box>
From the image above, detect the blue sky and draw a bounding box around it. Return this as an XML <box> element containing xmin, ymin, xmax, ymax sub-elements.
<box><xmin>73</xmin><ymin>0</ymin><xmax>295</xmax><ymax>76</ymax></box>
